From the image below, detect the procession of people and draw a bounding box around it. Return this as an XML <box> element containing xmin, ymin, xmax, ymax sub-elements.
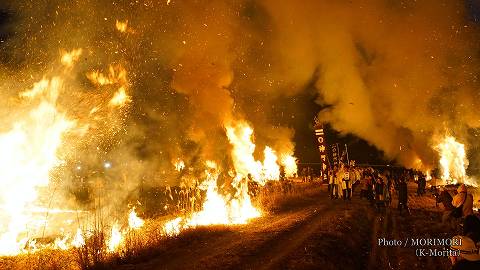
<box><xmin>324</xmin><ymin>163</ymin><xmax>480</xmax><ymax>269</ymax></box>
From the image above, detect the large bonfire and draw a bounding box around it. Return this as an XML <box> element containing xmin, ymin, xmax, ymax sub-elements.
<box><xmin>433</xmin><ymin>135</ymin><xmax>477</xmax><ymax>187</ymax></box>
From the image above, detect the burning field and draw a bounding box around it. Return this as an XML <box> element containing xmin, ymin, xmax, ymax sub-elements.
<box><xmin>1</xmin><ymin>0</ymin><xmax>480</xmax><ymax>269</ymax></box>
<box><xmin>0</xmin><ymin>48</ymin><xmax>298</xmax><ymax>255</ymax></box>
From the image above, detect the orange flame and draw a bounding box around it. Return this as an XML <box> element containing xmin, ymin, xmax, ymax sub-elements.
<box><xmin>60</xmin><ymin>48</ymin><xmax>83</xmax><ymax>67</ymax></box>
<box><xmin>0</xmin><ymin>77</ymin><xmax>74</xmax><ymax>255</ymax></box>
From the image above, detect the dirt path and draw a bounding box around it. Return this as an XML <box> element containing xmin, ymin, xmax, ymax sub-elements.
<box><xmin>119</xmin><ymin>185</ymin><xmax>454</xmax><ymax>270</ymax></box>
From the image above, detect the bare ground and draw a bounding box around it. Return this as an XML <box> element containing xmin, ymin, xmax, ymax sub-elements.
<box><xmin>114</xmin><ymin>183</ymin><xmax>455</xmax><ymax>270</ymax></box>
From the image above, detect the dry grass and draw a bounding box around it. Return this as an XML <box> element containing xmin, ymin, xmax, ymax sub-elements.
<box><xmin>256</xmin><ymin>181</ymin><xmax>323</xmax><ymax>213</ymax></box>
<box><xmin>96</xmin><ymin>182</ymin><xmax>323</xmax><ymax>269</ymax></box>
<box><xmin>0</xmin><ymin>249</ymin><xmax>78</xmax><ymax>270</ymax></box>
<box><xmin>75</xmin><ymin>229</ymin><xmax>107</xmax><ymax>270</ymax></box>
<box><xmin>0</xmin><ymin>181</ymin><xmax>323</xmax><ymax>270</ymax></box>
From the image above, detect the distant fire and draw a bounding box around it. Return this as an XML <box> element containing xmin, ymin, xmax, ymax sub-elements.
<box><xmin>262</xmin><ymin>147</ymin><xmax>280</xmax><ymax>181</ymax></box>
<box><xmin>161</xmin><ymin>120</ymin><xmax>298</xmax><ymax>236</ymax></box>
<box><xmin>226</xmin><ymin>120</ymin><xmax>297</xmax><ymax>185</ymax></box>
<box><xmin>162</xmin><ymin>161</ymin><xmax>261</xmax><ymax>236</ymax></box>
<box><xmin>174</xmin><ymin>159</ymin><xmax>186</xmax><ymax>171</ymax></box>
<box><xmin>281</xmin><ymin>154</ymin><xmax>298</xmax><ymax>177</ymax></box>
<box><xmin>434</xmin><ymin>135</ymin><xmax>477</xmax><ymax>186</ymax></box>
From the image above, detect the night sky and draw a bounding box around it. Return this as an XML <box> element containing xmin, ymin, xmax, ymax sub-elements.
<box><xmin>273</xmin><ymin>85</ymin><xmax>389</xmax><ymax>165</ymax></box>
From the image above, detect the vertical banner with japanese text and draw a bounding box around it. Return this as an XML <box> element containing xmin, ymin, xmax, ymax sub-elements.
<box><xmin>331</xmin><ymin>144</ymin><xmax>339</xmax><ymax>168</ymax></box>
<box><xmin>314</xmin><ymin>125</ymin><xmax>328</xmax><ymax>181</ymax></box>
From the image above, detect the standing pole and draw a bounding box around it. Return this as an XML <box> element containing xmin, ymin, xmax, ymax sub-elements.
<box><xmin>345</xmin><ymin>144</ymin><xmax>350</xmax><ymax>165</ymax></box>
<box><xmin>336</xmin><ymin>143</ymin><xmax>340</xmax><ymax>162</ymax></box>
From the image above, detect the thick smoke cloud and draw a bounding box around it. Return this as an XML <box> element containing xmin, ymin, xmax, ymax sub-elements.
<box><xmin>260</xmin><ymin>0</ymin><xmax>480</xmax><ymax>171</ymax></box>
